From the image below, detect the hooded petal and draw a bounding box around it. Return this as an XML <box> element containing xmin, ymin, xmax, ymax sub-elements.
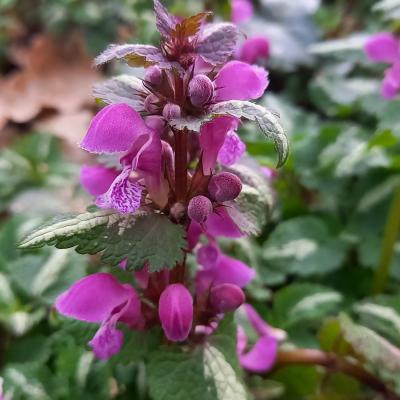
<box><xmin>80</xmin><ymin>165</ymin><xmax>119</xmax><ymax>196</ymax></box>
<box><xmin>80</xmin><ymin>104</ymin><xmax>151</xmax><ymax>154</ymax></box>
<box><xmin>96</xmin><ymin>166</ymin><xmax>142</xmax><ymax>214</ymax></box>
<box><xmin>214</xmin><ymin>253</ymin><xmax>256</xmax><ymax>287</ymax></box>
<box><xmin>187</xmin><ymin>220</ymin><xmax>203</xmax><ymax>250</ymax></box>
<box><xmin>237</xmin><ymin>36</ymin><xmax>270</xmax><ymax>64</ymax></box>
<box><xmin>364</xmin><ymin>32</ymin><xmax>399</xmax><ymax>64</ymax></box>
<box><xmin>55</xmin><ymin>273</ymin><xmax>133</xmax><ymax>323</ymax></box>
<box><xmin>89</xmin><ymin>324</ymin><xmax>124</xmax><ymax>360</ymax></box>
<box><xmin>217</xmin><ymin>130</ymin><xmax>246</xmax><ymax>166</ymax></box>
<box><xmin>381</xmin><ymin>64</ymin><xmax>400</xmax><ymax>99</ymax></box>
<box><xmin>210</xmin><ymin>283</ymin><xmax>245</xmax><ymax>313</ymax></box>
<box><xmin>205</xmin><ymin>208</ymin><xmax>243</xmax><ymax>238</ymax></box>
<box><xmin>118</xmin><ymin>283</ymin><xmax>145</xmax><ymax>329</ymax></box>
<box><xmin>197</xmin><ymin>243</ymin><xmax>221</xmax><ymax>269</ymax></box>
<box><xmin>239</xmin><ymin>335</ymin><xmax>278</xmax><ymax>372</ymax></box>
<box><xmin>159</xmin><ymin>284</ymin><xmax>193</xmax><ymax>342</ymax></box>
<box><xmin>231</xmin><ymin>0</ymin><xmax>253</xmax><ymax>24</ymax></box>
<box><xmin>200</xmin><ymin>116</ymin><xmax>239</xmax><ymax>175</ymax></box>
<box><xmin>214</xmin><ymin>61</ymin><xmax>269</xmax><ymax>101</ymax></box>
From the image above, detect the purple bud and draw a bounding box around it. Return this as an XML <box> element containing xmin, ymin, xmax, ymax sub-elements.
<box><xmin>187</xmin><ymin>195</ymin><xmax>213</xmax><ymax>223</ymax></box>
<box><xmin>162</xmin><ymin>103</ymin><xmax>181</xmax><ymax>120</ymax></box>
<box><xmin>210</xmin><ymin>283</ymin><xmax>245</xmax><ymax>313</ymax></box>
<box><xmin>145</xmin><ymin>115</ymin><xmax>165</xmax><ymax>135</ymax></box>
<box><xmin>197</xmin><ymin>244</ymin><xmax>220</xmax><ymax>269</ymax></box>
<box><xmin>159</xmin><ymin>283</ymin><xmax>193</xmax><ymax>342</ymax></box>
<box><xmin>144</xmin><ymin>94</ymin><xmax>160</xmax><ymax>114</ymax></box>
<box><xmin>188</xmin><ymin>74</ymin><xmax>214</xmax><ymax>107</ymax></box>
<box><xmin>144</xmin><ymin>66</ymin><xmax>162</xmax><ymax>85</ymax></box>
<box><xmin>208</xmin><ymin>172</ymin><xmax>242</xmax><ymax>203</ymax></box>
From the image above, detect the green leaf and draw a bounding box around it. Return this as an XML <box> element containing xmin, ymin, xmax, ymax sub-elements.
<box><xmin>18</xmin><ymin>209</ymin><xmax>121</xmax><ymax>249</ymax></box>
<box><xmin>19</xmin><ymin>210</ymin><xmax>185</xmax><ymax>272</ymax></box>
<box><xmin>273</xmin><ymin>283</ymin><xmax>343</xmax><ymax>329</ymax></box>
<box><xmin>211</xmin><ymin>100</ymin><xmax>289</xmax><ymax>168</ymax></box>
<box><xmin>147</xmin><ymin>315</ymin><xmax>248</xmax><ymax>400</ymax></box>
<box><xmin>262</xmin><ymin>217</ymin><xmax>348</xmax><ymax>277</ymax></box>
<box><xmin>339</xmin><ymin>314</ymin><xmax>400</xmax><ymax>376</ymax></box>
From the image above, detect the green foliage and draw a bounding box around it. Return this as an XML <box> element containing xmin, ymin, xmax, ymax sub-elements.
<box><xmin>147</xmin><ymin>315</ymin><xmax>248</xmax><ymax>400</ymax></box>
<box><xmin>19</xmin><ymin>210</ymin><xmax>186</xmax><ymax>272</ymax></box>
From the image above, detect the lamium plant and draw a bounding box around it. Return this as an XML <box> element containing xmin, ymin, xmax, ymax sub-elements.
<box><xmin>18</xmin><ymin>0</ymin><xmax>289</xmax><ymax>397</ymax></box>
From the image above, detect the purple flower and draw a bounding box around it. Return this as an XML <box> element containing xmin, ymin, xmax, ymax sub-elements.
<box><xmin>237</xmin><ymin>304</ymin><xmax>286</xmax><ymax>372</ymax></box>
<box><xmin>364</xmin><ymin>32</ymin><xmax>400</xmax><ymax>99</ymax></box>
<box><xmin>208</xmin><ymin>172</ymin><xmax>242</xmax><ymax>203</ymax></box>
<box><xmin>80</xmin><ymin>103</ymin><xmax>164</xmax><ymax>213</ymax></box>
<box><xmin>158</xmin><ymin>283</ymin><xmax>193</xmax><ymax>342</ymax></box>
<box><xmin>218</xmin><ymin>130</ymin><xmax>246</xmax><ymax>166</ymax></box>
<box><xmin>80</xmin><ymin>165</ymin><xmax>119</xmax><ymax>197</ymax></box>
<box><xmin>195</xmin><ymin>243</ymin><xmax>255</xmax><ymax>291</ymax></box>
<box><xmin>237</xmin><ymin>36</ymin><xmax>270</xmax><ymax>65</ymax></box>
<box><xmin>209</xmin><ymin>283</ymin><xmax>245</xmax><ymax>313</ymax></box>
<box><xmin>231</xmin><ymin>0</ymin><xmax>253</xmax><ymax>24</ymax></box>
<box><xmin>187</xmin><ymin>195</ymin><xmax>213</xmax><ymax>223</ymax></box>
<box><xmin>55</xmin><ymin>273</ymin><xmax>144</xmax><ymax>359</ymax></box>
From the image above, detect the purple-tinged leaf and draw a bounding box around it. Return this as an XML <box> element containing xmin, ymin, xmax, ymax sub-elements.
<box><xmin>94</xmin><ymin>44</ymin><xmax>182</xmax><ymax>71</ymax></box>
<box><xmin>154</xmin><ymin>0</ymin><xmax>178</xmax><ymax>37</ymax></box>
<box><xmin>93</xmin><ymin>75</ymin><xmax>147</xmax><ymax>111</ymax></box>
<box><xmin>197</xmin><ymin>23</ymin><xmax>239</xmax><ymax>65</ymax></box>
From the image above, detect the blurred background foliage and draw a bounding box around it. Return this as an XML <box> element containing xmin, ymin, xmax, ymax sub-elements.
<box><xmin>1</xmin><ymin>0</ymin><xmax>400</xmax><ymax>399</ymax></box>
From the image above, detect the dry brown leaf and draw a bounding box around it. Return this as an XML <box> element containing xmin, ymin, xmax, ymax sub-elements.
<box><xmin>0</xmin><ymin>33</ymin><xmax>101</xmax><ymax>123</ymax></box>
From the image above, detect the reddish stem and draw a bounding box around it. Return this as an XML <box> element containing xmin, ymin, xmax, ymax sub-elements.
<box><xmin>173</xmin><ymin>128</ymin><xmax>188</xmax><ymax>202</ymax></box>
<box><xmin>274</xmin><ymin>349</ymin><xmax>400</xmax><ymax>400</ymax></box>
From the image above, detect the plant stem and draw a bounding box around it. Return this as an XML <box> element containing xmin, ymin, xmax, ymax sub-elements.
<box><xmin>275</xmin><ymin>349</ymin><xmax>400</xmax><ymax>400</ymax></box>
<box><xmin>173</xmin><ymin>128</ymin><xmax>188</xmax><ymax>202</ymax></box>
<box><xmin>372</xmin><ymin>185</ymin><xmax>400</xmax><ymax>294</ymax></box>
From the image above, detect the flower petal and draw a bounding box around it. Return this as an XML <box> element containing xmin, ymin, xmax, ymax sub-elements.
<box><xmin>231</xmin><ymin>0</ymin><xmax>253</xmax><ymax>24</ymax></box>
<box><xmin>89</xmin><ymin>324</ymin><xmax>124</xmax><ymax>360</ymax></box>
<box><xmin>214</xmin><ymin>254</ymin><xmax>255</xmax><ymax>287</ymax></box>
<box><xmin>217</xmin><ymin>130</ymin><xmax>246</xmax><ymax>166</ymax></box>
<box><xmin>197</xmin><ymin>243</ymin><xmax>221</xmax><ymax>269</ymax></box>
<box><xmin>381</xmin><ymin>64</ymin><xmax>400</xmax><ymax>99</ymax></box>
<box><xmin>205</xmin><ymin>208</ymin><xmax>243</xmax><ymax>238</ymax></box>
<box><xmin>96</xmin><ymin>166</ymin><xmax>142</xmax><ymax>214</ymax></box>
<box><xmin>159</xmin><ymin>284</ymin><xmax>193</xmax><ymax>342</ymax></box>
<box><xmin>239</xmin><ymin>335</ymin><xmax>278</xmax><ymax>372</ymax></box>
<box><xmin>200</xmin><ymin>116</ymin><xmax>239</xmax><ymax>175</ymax></box>
<box><xmin>364</xmin><ymin>32</ymin><xmax>399</xmax><ymax>64</ymax></box>
<box><xmin>237</xmin><ymin>325</ymin><xmax>248</xmax><ymax>355</ymax></box>
<box><xmin>80</xmin><ymin>165</ymin><xmax>119</xmax><ymax>196</ymax></box>
<box><xmin>80</xmin><ymin>103</ymin><xmax>150</xmax><ymax>154</ymax></box>
<box><xmin>55</xmin><ymin>273</ymin><xmax>133</xmax><ymax>323</ymax></box>
<box><xmin>237</xmin><ymin>36</ymin><xmax>270</xmax><ymax>64</ymax></box>
<box><xmin>214</xmin><ymin>61</ymin><xmax>269</xmax><ymax>101</ymax></box>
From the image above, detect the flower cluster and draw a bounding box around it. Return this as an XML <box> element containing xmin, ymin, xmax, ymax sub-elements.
<box><xmin>55</xmin><ymin>0</ymin><xmax>286</xmax><ymax>372</ymax></box>
<box><xmin>365</xmin><ymin>32</ymin><xmax>400</xmax><ymax>99</ymax></box>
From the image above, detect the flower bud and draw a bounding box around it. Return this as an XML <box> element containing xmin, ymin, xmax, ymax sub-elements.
<box><xmin>188</xmin><ymin>74</ymin><xmax>214</xmax><ymax>107</ymax></box>
<box><xmin>170</xmin><ymin>202</ymin><xmax>186</xmax><ymax>223</ymax></box>
<box><xmin>144</xmin><ymin>93</ymin><xmax>160</xmax><ymax>114</ymax></box>
<box><xmin>162</xmin><ymin>103</ymin><xmax>181</xmax><ymax>120</ymax></box>
<box><xmin>159</xmin><ymin>283</ymin><xmax>193</xmax><ymax>342</ymax></box>
<box><xmin>210</xmin><ymin>283</ymin><xmax>245</xmax><ymax>313</ymax></box>
<box><xmin>197</xmin><ymin>244</ymin><xmax>220</xmax><ymax>269</ymax></box>
<box><xmin>208</xmin><ymin>172</ymin><xmax>242</xmax><ymax>203</ymax></box>
<box><xmin>144</xmin><ymin>66</ymin><xmax>162</xmax><ymax>85</ymax></box>
<box><xmin>187</xmin><ymin>195</ymin><xmax>213</xmax><ymax>223</ymax></box>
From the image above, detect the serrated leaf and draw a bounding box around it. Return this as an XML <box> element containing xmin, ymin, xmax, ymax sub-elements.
<box><xmin>93</xmin><ymin>75</ymin><xmax>146</xmax><ymax>111</ymax></box>
<box><xmin>196</xmin><ymin>23</ymin><xmax>239</xmax><ymax>65</ymax></box>
<box><xmin>173</xmin><ymin>12</ymin><xmax>212</xmax><ymax>38</ymax></box>
<box><xmin>154</xmin><ymin>0</ymin><xmax>178</xmax><ymax>37</ymax></box>
<box><xmin>147</xmin><ymin>315</ymin><xmax>247</xmax><ymax>400</ymax></box>
<box><xmin>211</xmin><ymin>100</ymin><xmax>289</xmax><ymax>167</ymax></box>
<box><xmin>339</xmin><ymin>314</ymin><xmax>400</xmax><ymax>374</ymax></box>
<box><xmin>94</xmin><ymin>44</ymin><xmax>182</xmax><ymax>71</ymax></box>
<box><xmin>19</xmin><ymin>211</ymin><xmax>185</xmax><ymax>272</ymax></box>
<box><xmin>18</xmin><ymin>209</ymin><xmax>121</xmax><ymax>249</ymax></box>
<box><xmin>170</xmin><ymin>114</ymin><xmax>213</xmax><ymax>131</ymax></box>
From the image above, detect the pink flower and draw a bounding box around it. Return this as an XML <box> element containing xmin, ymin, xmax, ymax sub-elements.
<box><xmin>231</xmin><ymin>0</ymin><xmax>253</xmax><ymax>24</ymax></box>
<box><xmin>79</xmin><ymin>103</ymin><xmax>163</xmax><ymax>213</ymax></box>
<box><xmin>237</xmin><ymin>304</ymin><xmax>286</xmax><ymax>372</ymax></box>
<box><xmin>237</xmin><ymin>36</ymin><xmax>270</xmax><ymax>65</ymax></box>
<box><xmin>364</xmin><ymin>32</ymin><xmax>400</xmax><ymax>99</ymax></box>
<box><xmin>158</xmin><ymin>284</ymin><xmax>193</xmax><ymax>342</ymax></box>
<box><xmin>195</xmin><ymin>243</ymin><xmax>256</xmax><ymax>291</ymax></box>
<box><xmin>55</xmin><ymin>273</ymin><xmax>144</xmax><ymax>360</ymax></box>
